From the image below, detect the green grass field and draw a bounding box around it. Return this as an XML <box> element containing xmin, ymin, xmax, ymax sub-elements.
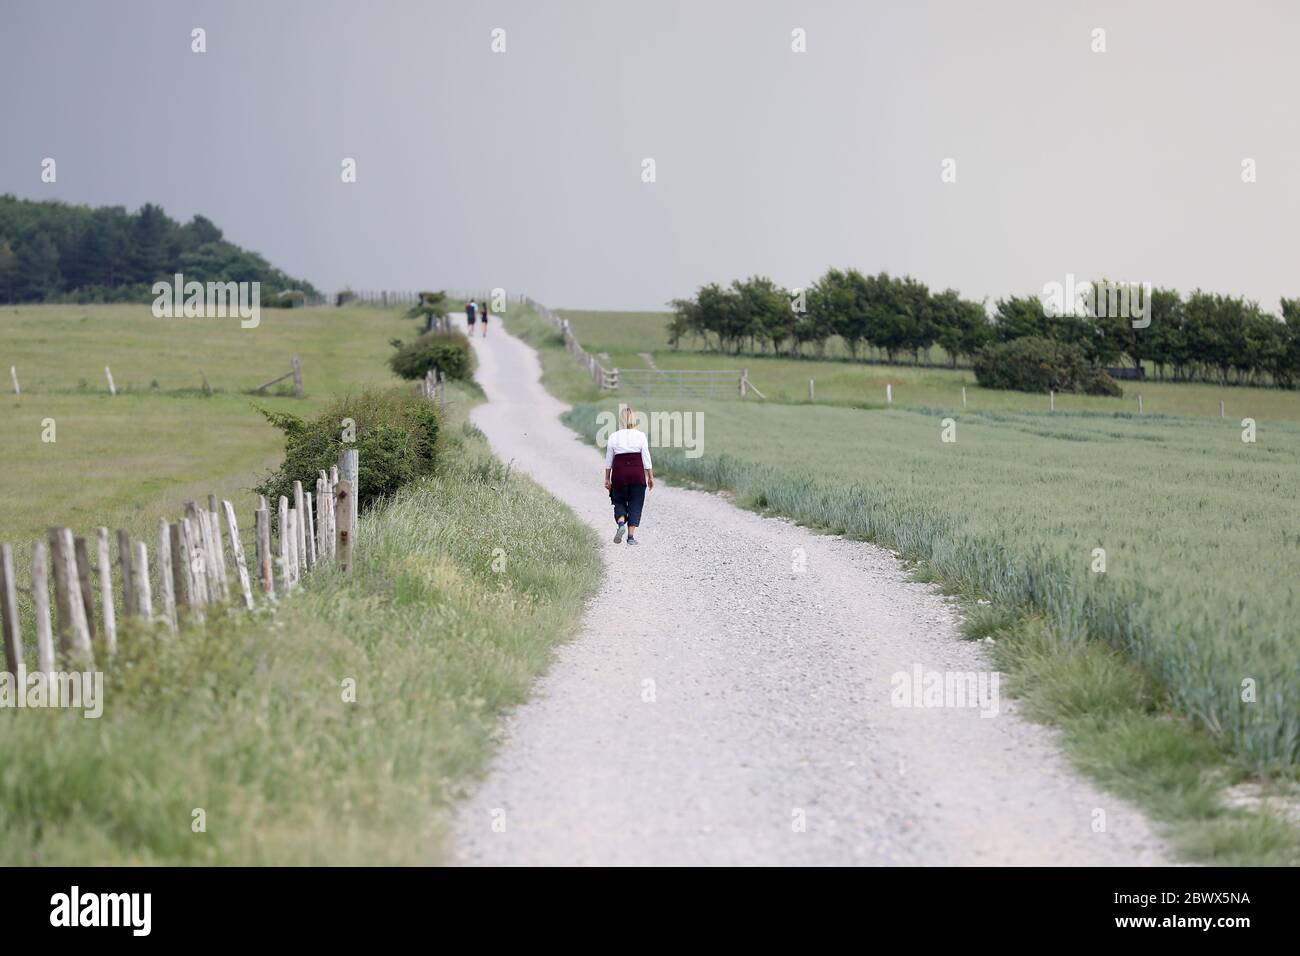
<box><xmin>0</xmin><ymin>303</ymin><xmax>415</xmax><ymax>542</ymax></box>
<box><xmin>559</xmin><ymin>308</ymin><xmax>1300</xmax><ymax>422</ymax></box>
<box><xmin>0</xmin><ymin>301</ymin><xmax>602</xmax><ymax>864</ymax></box>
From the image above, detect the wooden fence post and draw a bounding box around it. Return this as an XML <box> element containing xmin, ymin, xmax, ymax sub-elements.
<box><xmin>304</xmin><ymin>491</ymin><xmax>317</xmax><ymax>570</ymax></box>
<box><xmin>315</xmin><ymin>477</ymin><xmax>327</xmax><ymax>562</ymax></box>
<box><xmin>32</xmin><ymin>542</ymin><xmax>54</xmax><ymax>674</ymax></box>
<box><xmin>208</xmin><ymin>495</ymin><xmax>227</xmax><ymax>598</ymax></box>
<box><xmin>183</xmin><ymin>505</ymin><xmax>211</xmax><ymax>607</ymax></box>
<box><xmin>255</xmin><ymin>507</ymin><xmax>274</xmax><ymax>596</ymax></box>
<box><xmin>808</xmin><ymin>379</ymin><xmax>815</xmax><ymax>402</ymax></box>
<box><xmin>73</xmin><ymin>536</ymin><xmax>97</xmax><ymax>642</ymax></box>
<box><xmin>322</xmin><ymin>471</ymin><xmax>336</xmax><ymax>560</ymax></box>
<box><xmin>335</xmin><ymin>479</ymin><xmax>355</xmax><ymax>573</ymax></box>
<box><xmin>118</xmin><ymin>528</ymin><xmax>134</xmax><ymax>616</ymax></box>
<box><xmin>291</xmin><ymin>510</ymin><xmax>302</xmax><ymax>583</ymax></box>
<box><xmin>169</xmin><ymin>522</ymin><xmax>189</xmax><ymax>620</ymax></box>
<box><xmin>132</xmin><ymin>541</ymin><xmax>152</xmax><ymax>620</ymax></box>
<box><xmin>9</xmin><ymin>366</ymin><xmax>18</xmax><ymax>396</ymax></box>
<box><xmin>962</xmin><ymin>386</ymin><xmax>967</xmax><ymax>409</ymax></box>
<box><xmin>222</xmin><ymin>501</ymin><xmax>255</xmax><ymax>610</ymax></box>
<box><xmin>0</xmin><ymin>544</ymin><xmax>23</xmax><ymax>683</ymax></box>
<box><xmin>292</xmin><ymin>354</ymin><xmax>303</xmax><ymax>396</ymax></box>
<box><xmin>339</xmin><ymin>449</ymin><xmax>359</xmax><ymax>543</ymax></box>
<box><xmin>96</xmin><ymin>528</ymin><xmax>117</xmax><ymax>653</ymax></box>
<box><xmin>49</xmin><ymin>528</ymin><xmax>93</xmax><ymax>663</ymax></box>
<box><xmin>105</xmin><ymin>366</ymin><xmax>117</xmax><ymax>396</ymax></box>
<box><xmin>278</xmin><ymin>496</ymin><xmax>292</xmax><ymax>591</ymax></box>
<box><xmin>203</xmin><ymin>510</ymin><xmax>224</xmax><ymax>600</ymax></box>
<box><xmin>157</xmin><ymin>518</ymin><xmax>177</xmax><ymax>632</ymax></box>
<box><xmin>180</xmin><ymin>518</ymin><xmax>205</xmax><ymax>622</ymax></box>
<box><xmin>293</xmin><ymin>481</ymin><xmax>307</xmax><ymax>573</ymax></box>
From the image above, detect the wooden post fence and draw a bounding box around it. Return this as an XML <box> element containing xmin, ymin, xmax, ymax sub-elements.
<box><xmin>0</xmin><ymin>457</ymin><xmax>360</xmax><ymax>678</ymax></box>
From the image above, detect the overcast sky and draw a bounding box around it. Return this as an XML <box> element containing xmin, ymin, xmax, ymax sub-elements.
<box><xmin>2</xmin><ymin>0</ymin><xmax>1297</xmax><ymax>311</ymax></box>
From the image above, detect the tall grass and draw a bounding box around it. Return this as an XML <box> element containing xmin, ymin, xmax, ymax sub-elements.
<box><xmin>0</xmin><ymin>416</ymin><xmax>601</xmax><ymax>864</ymax></box>
<box><xmin>566</xmin><ymin>400</ymin><xmax>1300</xmax><ymax>774</ymax></box>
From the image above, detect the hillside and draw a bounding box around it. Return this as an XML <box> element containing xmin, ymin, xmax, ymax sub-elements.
<box><xmin>0</xmin><ymin>194</ymin><xmax>317</xmax><ymax>304</ymax></box>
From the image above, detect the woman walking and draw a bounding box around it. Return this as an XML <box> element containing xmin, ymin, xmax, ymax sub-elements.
<box><xmin>480</xmin><ymin>301</ymin><xmax>489</xmax><ymax>337</ymax></box>
<box><xmin>603</xmin><ymin>406</ymin><xmax>653</xmax><ymax>544</ymax></box>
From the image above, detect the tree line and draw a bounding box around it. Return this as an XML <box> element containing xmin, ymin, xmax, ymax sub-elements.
<box><xmin>668</xmin><ymin>271</ymin><xmax>1300</xmax><ymax>387</ymax></box>
<box><xmin>0</xmin><ymin>195</ymin><xmax>318</xmax><ymax>304</ymax></box>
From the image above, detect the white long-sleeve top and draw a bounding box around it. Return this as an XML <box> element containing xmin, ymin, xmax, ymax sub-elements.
<box><xmin>604</xmin><ymin>428</ymin><xmax>653</xmax><ymax>469</ymax></box>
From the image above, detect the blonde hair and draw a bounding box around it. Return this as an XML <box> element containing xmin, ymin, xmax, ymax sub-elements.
<box><xmin>619</xmin><ymin>405</ymin><xmax>639</xmax><ymax>429</ymax></box>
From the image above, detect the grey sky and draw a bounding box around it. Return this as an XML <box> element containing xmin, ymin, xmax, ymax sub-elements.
<box><xmin>2</xmin><ymin>0</ymin><xmax>1297</xmax><ymax>311</ymax></box>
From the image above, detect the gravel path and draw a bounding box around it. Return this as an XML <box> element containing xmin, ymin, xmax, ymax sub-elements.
<box><xmin>450</xmin><ymin>320</ymin><xmax>1170</xmax><ymax>866</ymax></box>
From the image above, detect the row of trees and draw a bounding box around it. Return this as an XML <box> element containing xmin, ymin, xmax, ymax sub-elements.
<box><xmin>667</xmin><ymin>271</ymin><xmax>1300</xmax><ymax>387</ymax></box>
<box><xmin>0</xmin><ymin>194</ymin><xmax>318</xmax><ymax>304</ymax></box>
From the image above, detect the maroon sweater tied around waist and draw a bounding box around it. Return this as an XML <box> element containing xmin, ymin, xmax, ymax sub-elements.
<box><xmin>610</xmin><ymin>452</ymin><xmax>646</xmax><ymax>488</ymax></box>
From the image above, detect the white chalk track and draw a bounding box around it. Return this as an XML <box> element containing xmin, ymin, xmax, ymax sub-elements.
<box><xmin>449</xmin><ymin>317</ymin><xmax>1169</xmax><ymax>866</ymax></box>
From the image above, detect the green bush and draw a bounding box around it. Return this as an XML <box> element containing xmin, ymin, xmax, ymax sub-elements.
<box><xmin>973</xmin><ymin>336</ymin><xmax>1122</xmax><ymax>396</ymax></box>
<box><xmin>388</xmin><ymin>330</ymin><xmax>474</xmax><ymax>381</ymax></box>
<box><xmin>254</xmin><ymin>388</ymin><xmax>441</xmax><ymax>513</ymax></box>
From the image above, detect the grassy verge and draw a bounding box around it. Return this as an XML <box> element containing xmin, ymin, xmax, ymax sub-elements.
<box><xmin>1</xmin><ymin>367</ymin><xmax>602</xmax><ymax>864</ymax></box>
<box><xmin>528</xmin><ymin>310</ymin><xmax>1299</xmax><ymax>864</ymax></box>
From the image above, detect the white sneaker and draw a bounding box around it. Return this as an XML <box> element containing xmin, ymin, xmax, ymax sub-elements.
<box><xmin>613</xmin><ymin>523</ymin><xmax>626</xmax><ymax>543</ymax></box>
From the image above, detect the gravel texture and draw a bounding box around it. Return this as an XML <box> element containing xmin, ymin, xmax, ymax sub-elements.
<box><xmin>449</xmin><ymin>321</ymin><xmax>1171</xmax><ymax>866</ymax></box>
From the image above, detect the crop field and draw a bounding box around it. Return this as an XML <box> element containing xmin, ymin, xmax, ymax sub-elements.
<box><xmin>0</xmin><ymin>303</ymin><xmax>412</xmax><ymax>542</ymax></box>
<box><xmin>566</xmin><ymin>397</ymin><xmax>1300</xmax><ymax>779</ymax></box>
<box><xmin>559</xmin><ymin>309</ymin><xmax>1300</xmax><ymax>422</ymax></box>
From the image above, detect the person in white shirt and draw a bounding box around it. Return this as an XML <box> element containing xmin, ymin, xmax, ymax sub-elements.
<box><xmin>603</xmin><ymin>405</ymin><xmax>654</xmax><ymax>545</ymax></box>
